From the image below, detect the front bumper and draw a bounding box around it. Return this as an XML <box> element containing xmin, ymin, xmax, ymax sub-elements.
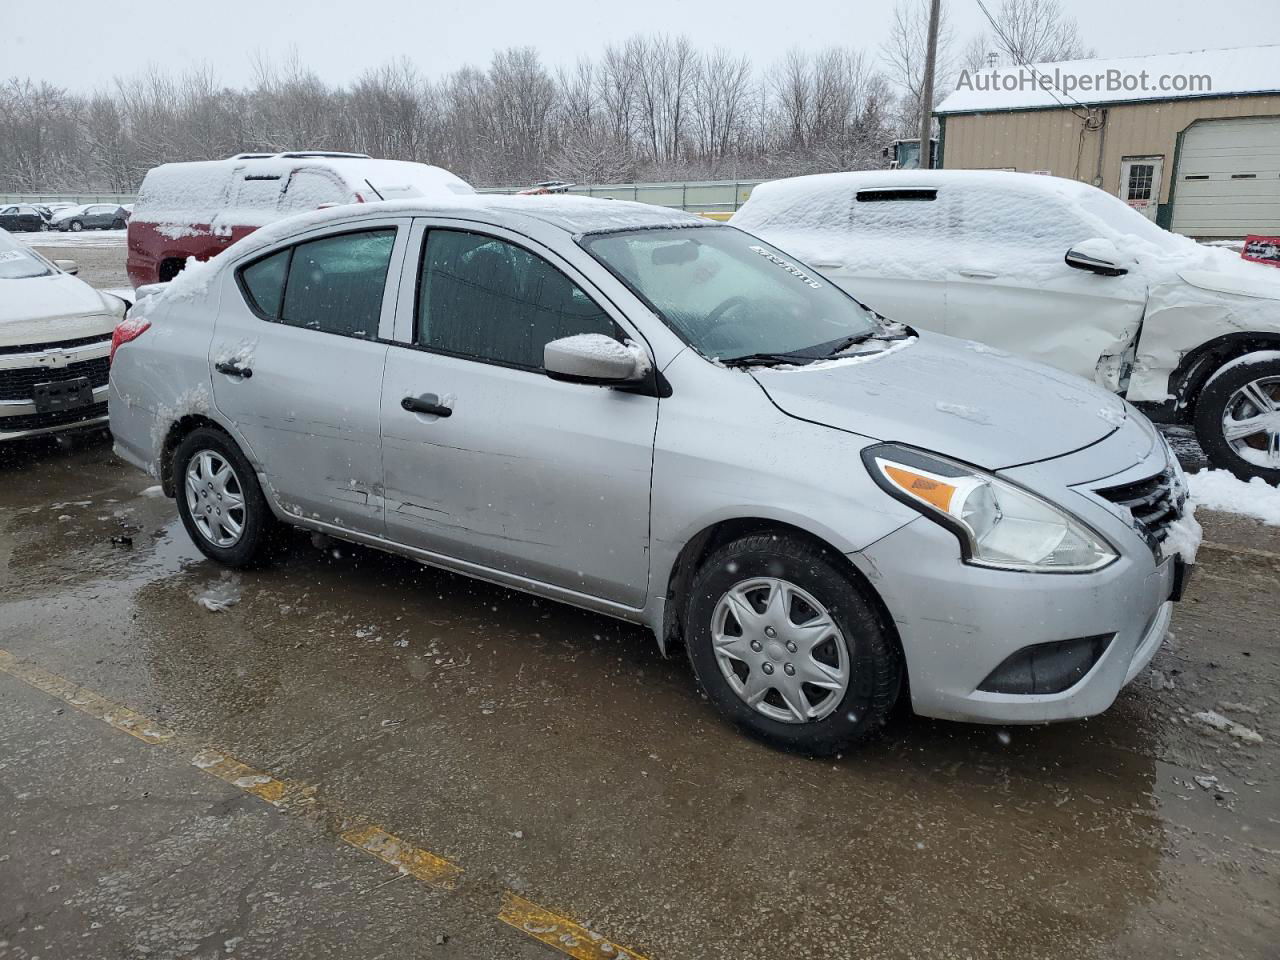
<box><xmin>849</xmin><ymin>432</ymin><xmax>1194</xmax><ymax>725</ymax></box>
<box><xmin>0</xmin><ymin>338</ymin><xmax>113</xmax><ymax>441</ymax></box>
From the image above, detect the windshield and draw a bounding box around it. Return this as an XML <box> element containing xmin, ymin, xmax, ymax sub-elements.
<box><xmin>0</xmin><ymin>232</ymin><xmax>52</xmax><ymax>279</ymax></box>
<box><xmin>580</xmin><ymin>226</ymin><xmax>878</xmax><ymax>362</ymax></box>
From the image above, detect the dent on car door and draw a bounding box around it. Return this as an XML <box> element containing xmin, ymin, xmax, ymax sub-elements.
<box><xmin>942</xmin><ymin>188</ymin><xmax>1147</xmax><ymax>388</ymax></box>
<box><xmin>380</xmin><ymin>223</ymin><xmax>658</xmax><ymax>608</ymax></box>
<box><xmin>210</xmin><ymin>221</ymin><xmax>409</xmax><ymax>534</ymax></box>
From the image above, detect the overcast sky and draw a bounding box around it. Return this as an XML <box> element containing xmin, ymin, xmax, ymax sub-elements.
<box><xmin>5</xmin><ymin>0</ymin><xmax>1276</xmax><ymax>91</ymax></box>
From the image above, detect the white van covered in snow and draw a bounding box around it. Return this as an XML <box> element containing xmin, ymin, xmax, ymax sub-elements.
<box><xmin>733</xmin><ymin>170</ymin><xmax>1280</xmax><ymax>482</ymax></box>
<box><xmin>127</xmin><ymin>152</ymin><xmax>473</xmax><ymax>286</ymax></box>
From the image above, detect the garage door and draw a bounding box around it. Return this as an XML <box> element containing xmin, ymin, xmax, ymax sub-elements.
<box><xmin>1171</xmin><ymin>116</ymin><xmax>1280</xmax><ymax>238</ymax></box>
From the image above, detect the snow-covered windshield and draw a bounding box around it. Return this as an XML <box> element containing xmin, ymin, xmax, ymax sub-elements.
<box><xmin>581</xmin><ymin>226</ymin><xmax>877</xmax><ymax>362</ymax></box>
<box><xmin>1074</xmin><ymin>188</ymin><xmax>1193</xmax><ymax>254</ymax></box>
<box><xmin>0</xmin><ymin>232</ymin><xmax>52</xmax><ymax>279</ymax></box>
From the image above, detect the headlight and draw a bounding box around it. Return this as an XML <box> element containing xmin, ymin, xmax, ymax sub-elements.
<box><xmin>862</xmin><ymin>443</ymin><xmax>1117</xmax><ymax>573</ymax></box>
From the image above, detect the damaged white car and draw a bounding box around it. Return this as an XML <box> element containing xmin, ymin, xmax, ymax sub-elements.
<box><xmin>733</xmin><ymin>170</ymin><xmax>1280</xmax><ymax>482</ymax></box>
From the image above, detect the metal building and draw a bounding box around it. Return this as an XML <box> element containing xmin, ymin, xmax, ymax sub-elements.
<box><xmin>933</xmin><ymin>45</ymin><xmax>1280</xmax><ymax>238</ymax></box>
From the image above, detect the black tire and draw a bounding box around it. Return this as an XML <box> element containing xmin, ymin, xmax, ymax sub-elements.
<box><xmin>158</xmin><ymin>259</ymin><xmax>184</xmax><ymax>283</ymax></box>
<box><xmin>684</xmin><ymin>533</ymin><xmax>901</xmax><ymax>754</ymax></box>
<box><xmin>1194</xmin><ymin>354</ymin><xmax>1280</xmax><ymax>484</ymax></box>
<box><xmin>112</xmin><ymin>218</ymin><xmax>126</xmax><ymax>230</ymax></box>
<box><xmin>173</xmin><ymin>427</ymin><xmax>278</xmax><ymax>567</ymax></box>
<box><xmin>69</xmin><ymin>220</ymin><xmax>83</xmax><ymax>232</ymax></box>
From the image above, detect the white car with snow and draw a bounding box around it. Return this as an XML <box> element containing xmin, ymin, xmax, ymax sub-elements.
<box><xmin>733</xmin><ymin>170</ymin><xmax>1280</xmax><ymax>482</ymax></box>
<box><xmin>0</xmin><ymin>229</ymin><xmax>128</xmax><ymax>441</ymax></box>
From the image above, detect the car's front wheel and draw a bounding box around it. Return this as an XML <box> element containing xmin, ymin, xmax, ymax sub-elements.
<box><xmin>69</xmin><ymin>220</ymin><xmax>83</xmax><ymax>232</ymax></box>
<box><xmin>174</xmin><ymin>427</ymin><xmax>277</xmax><ymax>567</ymax></box>
<box><xmin>684</xmin><ymin>533</ymin><xmax>901</xmax><ymax>754</ymax></box>
<box><xmin>1195</xmin><ymin>353</ymin><xmax>1280</xmax><ymax>483</ymax></box>
<box><xmin>112</xmin><ymin>218</ymin><xmax>125</xmax><ymax>230</ymax></box>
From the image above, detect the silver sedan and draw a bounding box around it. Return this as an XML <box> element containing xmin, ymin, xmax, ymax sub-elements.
<box><xmin>108</xmin><ymin>196</ymin><xmax>1199</xmax><ymax>752</ymax></box>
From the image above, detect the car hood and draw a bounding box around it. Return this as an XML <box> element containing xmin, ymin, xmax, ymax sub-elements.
<box><xmin>749</xmin><ymin>332</ymin><xmax>1128</xmax><ymax>470</ymax></box>
<box><xmin>0</xmin><ymin>272</ymin><xmax>119</xmax><ymax>346</ymax></box>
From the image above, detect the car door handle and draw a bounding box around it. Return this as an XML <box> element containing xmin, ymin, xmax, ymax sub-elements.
<box><xmin>958</xmin><ymin>269</ymin><xmax>1000</xmax><ymax>279</ymax></box>
<box><xmin>401</xmin><ymin>395</ymin><xmax>452</xmax><ymax>418</ymax></box>
<box><xmin>215</xmin><ymin>361</ymin><xmax>253</xmax><ymax>379</ymax></box>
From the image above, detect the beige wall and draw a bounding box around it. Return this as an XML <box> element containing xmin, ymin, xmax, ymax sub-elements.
<box><xmin>939</xmin><ymin>94</ymin><xmax>1280</xmax><ymax>204</ymax></box>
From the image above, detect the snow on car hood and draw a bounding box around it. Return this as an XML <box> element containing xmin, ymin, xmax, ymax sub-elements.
<box><xmin>749</xmin><ymin>332</ymin><xmax>1128</xmax><ymax>470</ymax></box>
<box><xmin>0</xmin><ymin>272</ymin><xmax>119</xmax><ymax>346</ymax></box>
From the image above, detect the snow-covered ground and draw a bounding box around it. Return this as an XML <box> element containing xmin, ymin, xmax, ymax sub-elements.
<box><xmin>17</xmin><ymin>229</ymin><xmax>126</xmax><ymax>248</ymax></box>
<box><xmin>1188</xmin><ymin>469</ymin><xmax>1280</xmax><ymax>526</ymax></box>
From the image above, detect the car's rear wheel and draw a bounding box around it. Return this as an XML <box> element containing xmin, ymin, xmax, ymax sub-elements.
<box><xmin>69</xmin><ymin>220</ymin><xmax>83</xmax><ymax>232</ymax></box>
<box><xmin>1195</xmin><ymin>354</ymin><xmax>1280</xmax><ymax>484</ymax></box>
<box><xmin>684</xmin><ymin>533</ymin><xmax>901</xmax><ymax>754</ymax></box>
<box><xmin>174</xmin><ymin>427</ymin><xmax>277</xmax><ymax>567</ymax></box>
<box><xmin>112</xmin><ymin>218</ymin><xmax>125</xmax><ymax>230</ymax></box>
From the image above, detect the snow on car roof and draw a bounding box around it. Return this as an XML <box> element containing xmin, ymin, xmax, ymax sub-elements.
<box><xmin>476</xmin><ymin>194</ymin><xmax>705</xmax><ymax>233</ymax></box>
<box><xmin>936</xmin><ymin>43</ymin><xmax>1280</xmax><ymax>114</ymax></box>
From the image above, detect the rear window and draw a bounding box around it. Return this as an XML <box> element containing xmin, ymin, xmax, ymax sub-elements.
<box><xmin>240</xmin><ymin>249</ymin><xmax>289</xmax><ymax>318</ymax></box>
<box><xmin>135</xmin><ymin>162</ymin><xmax>233</xmax><ymax>223</ymax></box>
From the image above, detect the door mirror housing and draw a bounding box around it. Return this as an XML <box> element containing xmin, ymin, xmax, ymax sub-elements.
<box><xmin>544</xmin><ymin>334</ymin><xmax>647</xmax><ymax>385</ymax></box>
<box><xmin>53</xmin><ymin>259</ymin><xmax>79</xmax><ymax>275</ymax></box>
<box><xmin>1065</xmin><ymin>238</ymin><xmax>1130</xmax><ymax>277</ymax></box>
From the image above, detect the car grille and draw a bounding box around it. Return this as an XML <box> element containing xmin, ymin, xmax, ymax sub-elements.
<box><xmin>0</xmin><ymin>400</ymin><xmax>109</xmax><ymax>433</ymax></box>
<box><xmin>0</xmin><ymin>355</ymin><xmax>111</xmax><ymax>402</ymax></box>
<box><xmin>0</xmin><ymin>334</ymin><xmax>110</xmax><ymax>356</ymax></box>
<box><xmin>1096</xmin><ymin>468</ymin><xmax>1185</xmax><ymax>556</ymax></box>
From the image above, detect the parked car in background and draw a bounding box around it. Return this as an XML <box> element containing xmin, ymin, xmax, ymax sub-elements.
<box><xmin>0</xmin><ymin>204</ymin><xmax>50</xmax><ymax>233</ymax></box>
<box><xmin>50</xmin><ymin>203</ymin><xmax>130</xmax><ymax>232</ymax></box>
<box><xmin>0</xmin><ymin>228</ymin><xmax>128</xmax><ymax>440</ymax></box>
<box><xmin>126</xmin><ymin>152</ymin><xmax>474</xmax><ymax>286</ymax></box>
<box><xmin>733</xmin><ymin>170</ymin><xmax>1280</xmax><ymax>483</ymax></box>
<box><xmin>109</xmin><ymin>196</ymin><xmax>1197</xmax><ymax>752</ymax></box>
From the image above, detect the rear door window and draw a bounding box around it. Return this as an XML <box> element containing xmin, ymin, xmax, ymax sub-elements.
<box><xmin>415</xmin><ymin>229</ymin><xmax>620</xmax><ymax>370</ymax></box>
<box><xmin>239</xmin><ymin>229</ymin><xmax>396</xmax><ymax>338</ymax></box>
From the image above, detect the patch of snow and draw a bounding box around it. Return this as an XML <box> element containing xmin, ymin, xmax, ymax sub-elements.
<box><xmin>935</xmin><ymin>401</ymin><xmax>991</xmax><ymax>425</ymax></box>
<box><xmin>774</xmin><ymin>335</ymin><xmax>917</xmax><ymax>371</ymax></box>
<box><xmin>197</xmin><ymin>577</ymin><xmax>241</xmax><ymax>612</ymax></box>
<box><xmin>964</xmin><ymin>340</ymin><xmax>1009</xmax><ymax>357</ymax></box>
<box><xmin>1187</xmin><ymin>469</ymin><xmax>1280</xmax><ymax>526</ymax></box>
<box><xmin>1192</xmin><ymin>709</ymin><xmax>1264</xmax><ymax>744</ymax></box>
<box><xmin>139</xmin><ymin>485</ymin><xmax>164</xmax><ymax>497</ymax></box>
<box><xmin>1097</xmin><ymin>406</ymin><xmax>1127</xmax><ymax>427</ymax></box>
<box><xmin>1160</xmin><ymin>507</ymin><xmax>1203</xmax><ymax>564</ymax></box>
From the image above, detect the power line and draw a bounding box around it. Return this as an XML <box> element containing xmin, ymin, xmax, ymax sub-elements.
<box><xmin>971</xmin><ymin>0</ymin><xmax>1093</xmax><ymax>121</ymax></box>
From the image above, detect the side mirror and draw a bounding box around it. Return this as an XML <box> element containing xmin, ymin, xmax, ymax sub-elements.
<box><xmin>53</xmin><ymin>259</ymin><xmax>79</xmax><ymax>276</ymax></box>
<box><xmin>544</xmin><ymin>334</ymin><xmax>646</xmax><ymax>385</ymax></box>
<box><xmin>1065</xmin><ymin>238</ymin><xmax>1129</xmax><ymax>277</ymax></box>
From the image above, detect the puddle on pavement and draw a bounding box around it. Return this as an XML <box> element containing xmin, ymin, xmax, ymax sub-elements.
<box><xmin>1</xmin><ymin>433</ymin><xmax>1274</xmax><ymax>960</ymax></box>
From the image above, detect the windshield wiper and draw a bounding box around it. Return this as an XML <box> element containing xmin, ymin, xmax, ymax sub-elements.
<box><xmin>821</xmin><ymin>331</ymin><xmax>876</xmax><ymax>356</ymax></box>
<box><xmin>719</xmin><ymin>351</ymin><xmax>813</xmax><ymax>368</ymax></box>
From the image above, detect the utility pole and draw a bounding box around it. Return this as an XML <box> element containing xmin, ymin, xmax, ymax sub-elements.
<box><xmin>917</xmin><ymin>0</ymin><xmax>942</xmax><ymax>168</ymax></box>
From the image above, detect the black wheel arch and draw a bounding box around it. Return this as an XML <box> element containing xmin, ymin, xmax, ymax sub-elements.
<box><xmin>661</xmin><ymin>518</ymin><xmax>903</xmax><ymax>668</ymax></box>
<box><xmin>1164</xmin><ymin>332</ymin><xmax>1280</xmax><ymax>422</ymax></box>
<box><xmin>159</xmin><ymin>414</ymin><xmax>228</xmax><ymax>497</ymax></box>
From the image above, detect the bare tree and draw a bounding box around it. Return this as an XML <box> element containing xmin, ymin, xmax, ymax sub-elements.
<box><xmin>972</xmin><ymin>0</ymin><xmax>1092</xmax><ymax>65</ymax></box>
<box><xmin>882</xmin><ymin>0</ymin><xmax>956</xmax><ymax>137</ymax></box>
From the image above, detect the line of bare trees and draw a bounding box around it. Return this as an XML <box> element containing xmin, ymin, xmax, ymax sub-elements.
<box><xmin>0</xmin><ymin>0</ymin><xmax>1088</xmax><ymax>194</ymax></box>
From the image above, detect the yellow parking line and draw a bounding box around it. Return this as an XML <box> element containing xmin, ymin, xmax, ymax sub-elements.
<box><xmin>340</xmin><ymin>824</ymin><xmax>464</xmax><ymax>890</ymax></box>
<box><xmin>0</xmin><ymin>649</ymin><xmax>651</xmax><ymax>959</ymax></box>
<box><xmin>0</xmin><ymin>649</ymin><xmax>175</xmax><ymax>745</ymax></box>
<box><xmin>500</xmin><ymin>892</ymin><xmax>651</xmax><ymax>960</ymax></box>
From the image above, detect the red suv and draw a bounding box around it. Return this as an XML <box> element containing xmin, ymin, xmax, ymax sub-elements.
<box><xmin>126</xmin><ymin>152</ymin><xmax>473</xmax><ymax>286</ymax></box>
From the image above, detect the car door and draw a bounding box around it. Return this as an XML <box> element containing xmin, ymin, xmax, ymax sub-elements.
<box><xmin>800</xmin><ymin>185</ymin><xmax>952</xmax><ymax>332</ymax></box>
<box><xmin>942</xmin><ymin>184</ymin><xmax>1148</xmax><ymax>384</ymax></box>
<box><xmin>210</xmin><ymin>218</ymin><xmax>410</xmax><ymax>534</ymax></box>
<box><xmin>380</xmin><ymin>220</ymin><xmax>658</xmax><ymax>608</ymax></box>
<box><xmin>17</xmin><ymin>206</ymin><xmax>40</xmax><ymax>231</ymax></box>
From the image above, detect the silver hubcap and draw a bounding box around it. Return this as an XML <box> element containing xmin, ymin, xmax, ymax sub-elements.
<box><xmin>711</xmin><ymin>577</ymin><xmax>850</xmax><ymax>724</ymax></box>
<box><xmin>184</xmin><ymin>449</ymin><xmax>246</xmax><ymax>548</ymax></box>
<box><xmin>1222</xmin><ymin>376</ymin><xmax>1280</xmax><ymax>468</ymax></box>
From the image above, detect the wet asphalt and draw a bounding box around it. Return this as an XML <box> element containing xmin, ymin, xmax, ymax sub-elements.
<box><xmin>0</xmin><ymin>246</ymin><xmax>1276</xmax><ymax>960</ymax></box>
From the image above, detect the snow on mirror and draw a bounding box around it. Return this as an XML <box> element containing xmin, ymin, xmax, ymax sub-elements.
<box><xmin>543</xmin><ymin>333</ymin><xmax>646</xmax><ymax>383</ymax></box>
